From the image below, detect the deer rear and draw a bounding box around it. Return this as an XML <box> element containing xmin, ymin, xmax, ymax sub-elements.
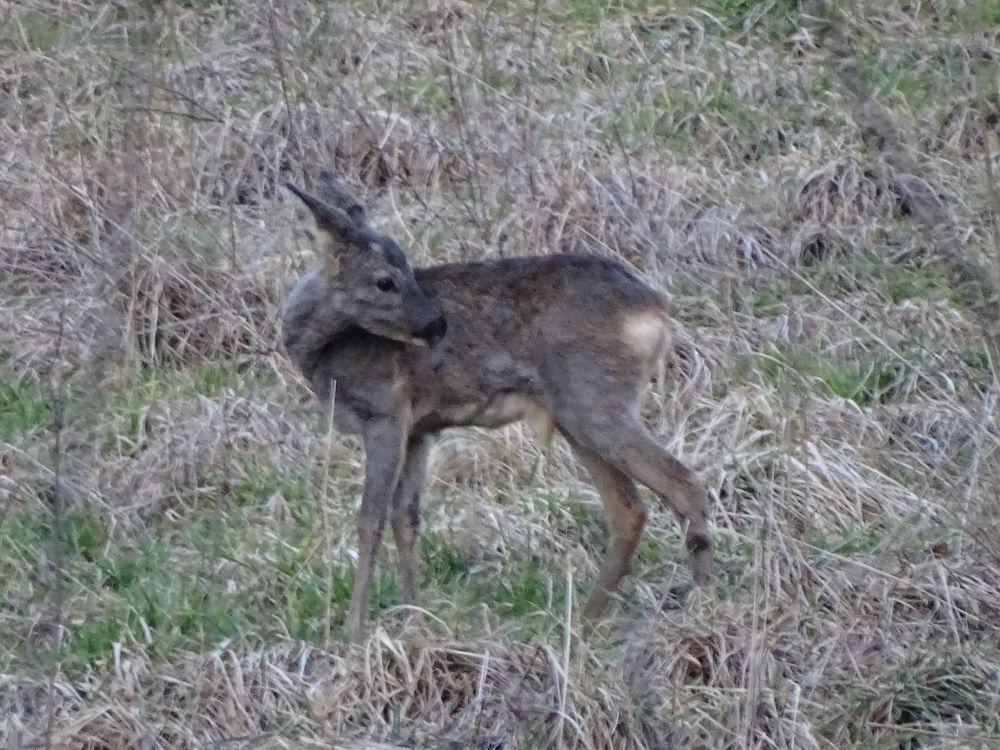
<box><xmin>282</xmin><ymin>173</ymin><xmax>713</xmax><ymax>641</ymax></box>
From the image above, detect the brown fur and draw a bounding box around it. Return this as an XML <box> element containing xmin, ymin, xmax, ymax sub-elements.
<box><xmin>283</xmin><ymin>173</ymin><xmax>713</xmax><ymax>641</ymax></box>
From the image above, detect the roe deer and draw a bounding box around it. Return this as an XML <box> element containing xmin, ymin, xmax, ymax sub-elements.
<box><xmin>282</xmin><ymin>172</ymin><xmax>713</xmax><ymax>641</ymax></box>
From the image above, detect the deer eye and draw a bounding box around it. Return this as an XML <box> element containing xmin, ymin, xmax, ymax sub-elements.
<box><xmin>375</xmin><ymin>277</ymin><xmax>398</xmax><ymax>293</ymax></box>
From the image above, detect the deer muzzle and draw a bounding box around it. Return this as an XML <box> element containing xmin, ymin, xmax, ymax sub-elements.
<box><xmin>414</xmin><ymin>315</ymin><xmax>448</xmax><ymax>346</ymax></box>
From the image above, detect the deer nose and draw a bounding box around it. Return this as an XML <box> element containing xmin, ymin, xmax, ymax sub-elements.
<box><xmin>416</xmin><ymin>315</ymin><xmax>447</xmax><ymax>345</ymax></box>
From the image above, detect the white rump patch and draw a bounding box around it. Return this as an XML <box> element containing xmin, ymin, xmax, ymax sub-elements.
<box><xmin>623</xmin><ymin>311</ymin><xmax>667</xmax><ymax>357</ymax></box>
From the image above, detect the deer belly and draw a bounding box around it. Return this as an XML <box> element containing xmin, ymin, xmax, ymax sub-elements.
<box><xmin>475</xmin><ymin>393</ymin><xmax>535</xmax><ymax>426</ymax></box>
<box><xmin>436</xmin><ymin>393</ymin><xmax>553</xmax><ymax>436</ymax></box>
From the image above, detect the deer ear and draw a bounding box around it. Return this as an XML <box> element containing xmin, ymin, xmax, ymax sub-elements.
<box><xmin>286</xmin><ymin>182</ymin><xmax>358</xmax><ymax>236</ymax></box>
<box><xmin>286</xmin><ymin>182</ymin><xmax>362</xmax><ymax>277</ymax></box>
<box><xmin>318</xmin><ymin>171</ymin><xmax>367</xmax><ymax>228</ymax></box>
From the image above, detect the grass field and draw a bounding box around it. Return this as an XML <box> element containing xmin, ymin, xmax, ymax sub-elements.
<box><xmin>3</xmin><ymin>0</ymin><xmax>1000</xmax><ymax>747</ymax></box>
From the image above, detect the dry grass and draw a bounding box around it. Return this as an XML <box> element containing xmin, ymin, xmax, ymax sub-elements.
<box><xmin>3</xmin><ymin>0</ymin><xmax>1000</xmax><ymax>747</ymax></box>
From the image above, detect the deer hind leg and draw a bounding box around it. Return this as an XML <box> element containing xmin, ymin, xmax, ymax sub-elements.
<box><xmin>571</xmin><ymin>445</ymin><xmax>647</xmax><ymax>619</ymax></box>
<box><xmin>609</xmin><ymin>424</ymin><xmax>712</xmax><ymax>585</ymax></box>
<box><xmin>390</xmin><ymin>435</ymin><xmax>431</xmax><ymax>607</ymax></box>
<box><xmin>561</xmin><ymin>412</ymin><xmax>713</xmax><ymax>588</ymax></box>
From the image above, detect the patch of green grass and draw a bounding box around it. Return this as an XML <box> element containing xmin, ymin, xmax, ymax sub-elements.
<box><xmin>671</xmin><ymin>276</ymin><xmax>729</xmax><ymax>326</ymax></box>
<box><xmin>634</xmin><ymin>530</ymin><xmax>685</xmax><ymax>574</ymax></box>
<box><xmin>800</xmin><ymin>250</ymin><xmax>964</xmax><ymax>309</ymax></box>
<box><xmin>959</xmin><ymin>345</ymin><xmax>991</xmax><ymax>374</ymax></box>
<box><xmin>949</xmin><ymin>0</ymin><xmax>1000</xmax><ymax>32</ymax></box>
<box><xmin>549</xmin><ymin>0</ymin><xmax>802</xmax><ymax>38</ymax></box>
<box><xmin>726</xmin><ymin>285</ymin><xmax>788</xmax><ymax>319</ymax></box>
<box><xmin>382</xmin><ymin>73</ymin><xmax>454</xmax><ymax>113</ymax></box>
<box><xmin>0</xmin><ymin>456</ymin><xmax>371</xmax><ymax>673</ymax></box>
<box><xmin>417</xmin><ymin>512</ymin><xmax>567</xmax><ymax>629</ymax></box>
<box><xmin>883</xmin><ymin>262</ymin><xmax>952</xmax><ymax>305</ymax></box>
<box><xmin>63</xmin><ymin>535</ymin><xmax>249</xmax><ymax>669</ymax></box>
<box><xmin>544</xmin><ymin>0</ymin><xmax>667</xmax><ymax>27</ymax></box>
<box><xmin>806</xmin><ymin>525</ymin><xmax>884</xmax><ymax>558</ymax></box>
<box><xmin>605</xmin><ymin>74</ymin><xmax>767</xmax><ymax>154</ymax></box>
<box><xmin>421</xmin><ymin>531</ymin><xmax>470</xmax><ymax>587</ymax></box>
<box><xmin>855</xmin><ymin>49</ymin><xmax>938</xmax><ymax>110</ymax></box>
<box><xmin>750</xmin><ymin>287</ymin><xmax>786</xmax><ymax>317</ymax></box>
<box><xmin>4</xmin><ymin>10</ymin><xmax>66</xmax><ymax>51</ymax></box>
<box><xmin>853</xmin><ymin>40</ymin><xmax>993</xmax><ymax>112</ymax></box>
<box><xmin>272</xmin><ymin>562</ymin><xmax>354</xmax><ymax>640</ymax></box>
<box><xmin>696</xmin><ymin>0</ymin><xmax>802</xmax><ymax>22</ymax></box>
<box><xmin>126</xmin><ymin>16</ymin><xmax>186</xmax><ymax>60</ymax></box>
<box><xmin>0</xmin><ymin>372</ymin><xmax>50</xmax><ymax>442</ymax></box>
<box><xmin>179</xmin><ymin>217</ymin><xmax>228</xmax><ymax>263</ymax></box>
<box><xmin>420</xmin><ymin>227</ymin><xmax>450</xmax><ymax>259</ymax></box>
<box><xmin>223</xmin><ymin>82</ymin><xmax>275</xmax><ymax>114</ymax></box>
<box><xmin>735</xmin><ymin>344</ymin><xmax>902</xmax><ymax>407</ymax></box>
<box><xmin>171</xmin><ymin>0</ymin><xmax>239</xmax><ymax>13</ymax></box>
<box><xmin>942</xmin><ymin>250</ymin><xmax>1000</xmax><ymax>312</ymax></box>
<box><xmin>483</xmin><ymin>556</ymin><xmax>554</xmax><ymax>618</ymax></box>
<box><xmin>99</xmin><ymin>370</ymin><xmax>160</xmax><ymax>455</ymax></box>
<box><xmin>1</xmin><ymin>506</ymin><xmax>107</xmax><ymax>562</ymax></box>
<box><xmin>224</xmin><ymin>461</ymin><xmax>314</xmax><ymax>507</ymax></box>
<box><xmin>840</xmin><ymin>649</ymin><xmax>998</xmax><ymax>744</ymax></box>
<box><xmin>96</xmin><ymin>360</ymin><xmax>277</xmax><ymax>455</ymax></box>
<box><xmin>1</xmin><ymin>504</ymin><xmax>255</xmax><ymax>671</ymax></box>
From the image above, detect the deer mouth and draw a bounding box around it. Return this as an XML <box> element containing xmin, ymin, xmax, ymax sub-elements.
<box><xmin>414</xmin><ymin>316</ymin><xmax>448</xmax><ymax>346</ymax></box>
<box><xmin>360</xmin><ymin>322</ymin><xmax>441</xmax><ymax>348</ymax></box>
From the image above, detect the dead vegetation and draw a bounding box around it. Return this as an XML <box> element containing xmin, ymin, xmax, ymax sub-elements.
<box><xmin>2</xmin><ymin>0</ymin><xmax>1000</xmax><ymax>748</ymax></box>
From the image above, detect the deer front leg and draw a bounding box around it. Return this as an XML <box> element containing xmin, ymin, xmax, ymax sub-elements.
<box><xmin>346</xmin><ymin>417</ymin><xmax>407</xmax><ymax>643</ymax></box>
<box><xmin>391</xmin><ymin>435</ymin><xmax>432</xmax><ymax>607</ymax></box>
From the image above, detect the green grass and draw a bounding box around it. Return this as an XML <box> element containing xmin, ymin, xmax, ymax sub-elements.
<box><xmin>849</xmin><ymin>35</ymin><xmax>997</xmax><ymax>114</ymax></box>
<box><xmin>0</xmin><ymin>455</ymin><xmax>595</xmax><ymax>674</ymax></box>
<box><xmin>711</xmin><ymin>249</ymin><xmax>973</xmax><ymax>406</ymax></box>
<box><xmin>804</xmin><ymin>525</ymin><xmax>886</xmax><ymax>558</ymax></box>
<box><xmin>0</xmin><ymin>372</ymin><xmax>50</xmax><ymax>442</ymax></box>
<box><xmin>734</xmin><ymin>343</ymin><xmax>903</xmax><ymax>406</ymax></box>
<box><xmin>602</xmin><ymin>72</ymin><xmax>770</xmax><ymax>155</ymax></box>
<box><xmin>1</xmin><ymin>358</ymin><xmax>277</xmax><ymax>460</ymax></box>
<box><xmin>3</xmin><ymin>374</ymin><xmax>993</xmax><ymax>734</ymax></box>
<box><xmin>94</xmin><ymin>361</ymin><xmax>277</xmax><ymax>455</ymax></box>
<box><xmin>783</xmin><ymin>248</ymin><xmax>970</xmax><ymax>309</ymax></box>
<box><xmin>695</xmin><ymin>0</ymin><xmax>803</xmax><ymax>28</ymax></box>
<box><xmin>543</xmin><ymin>0</ymin><xmax>672</xmax><ymax>27</ymax></box>
<box><xmin>484</xmin><ymin>556</ymin><xmax>556</xmax><ymax>618</ymax></box>
<box><xmin>421</xmin><ymin>530</ymin><xmax>471</xmax><ymax>587</ymax></box>
<box><xmin>1</xmin><ymin>455</ymin><xmax>341</xmax><ymax>672</ymax></box>
<box><xmin>382</xmin><ymin>72</ymin><xmax>454</xmax><ymax>113</ymax></box>
<box><xmin>950</xmin><ymin>0</ymin><xmax>1000</xmax><ymax>31</ymax></box>
<box><xmin>3</xmin><ymin>10</ymin><xmax>66</xmax><ymax>51</ymax></box>
<box><xmin>678</xmin><ymin>247</ymin><xmax>960</xmax><ymax>328</ymax></box>
<box><xmin>5</xmin><ymin>0</ymin><xmax>1000</xmax><ymax>743</ymax></box>
<box><xmin>547</xmin><ymin>0</ymin><xmax>805</xmax><ymax>38</ymax></box>
<box><xmin>3</xmin><ymin>486</ymin><xmax>319</xmax><ymax>672</ymax></box>
<box><xmin>840</xmin><ymin>649</ymin><xmax>999</xmax><ymax>744</ymax></box>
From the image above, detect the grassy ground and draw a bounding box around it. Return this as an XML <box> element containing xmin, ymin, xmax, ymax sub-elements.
<box><xmin>3</xmin><ymin>0</ymin><xmax>1000</xmax><ymax>747</ymax></box>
